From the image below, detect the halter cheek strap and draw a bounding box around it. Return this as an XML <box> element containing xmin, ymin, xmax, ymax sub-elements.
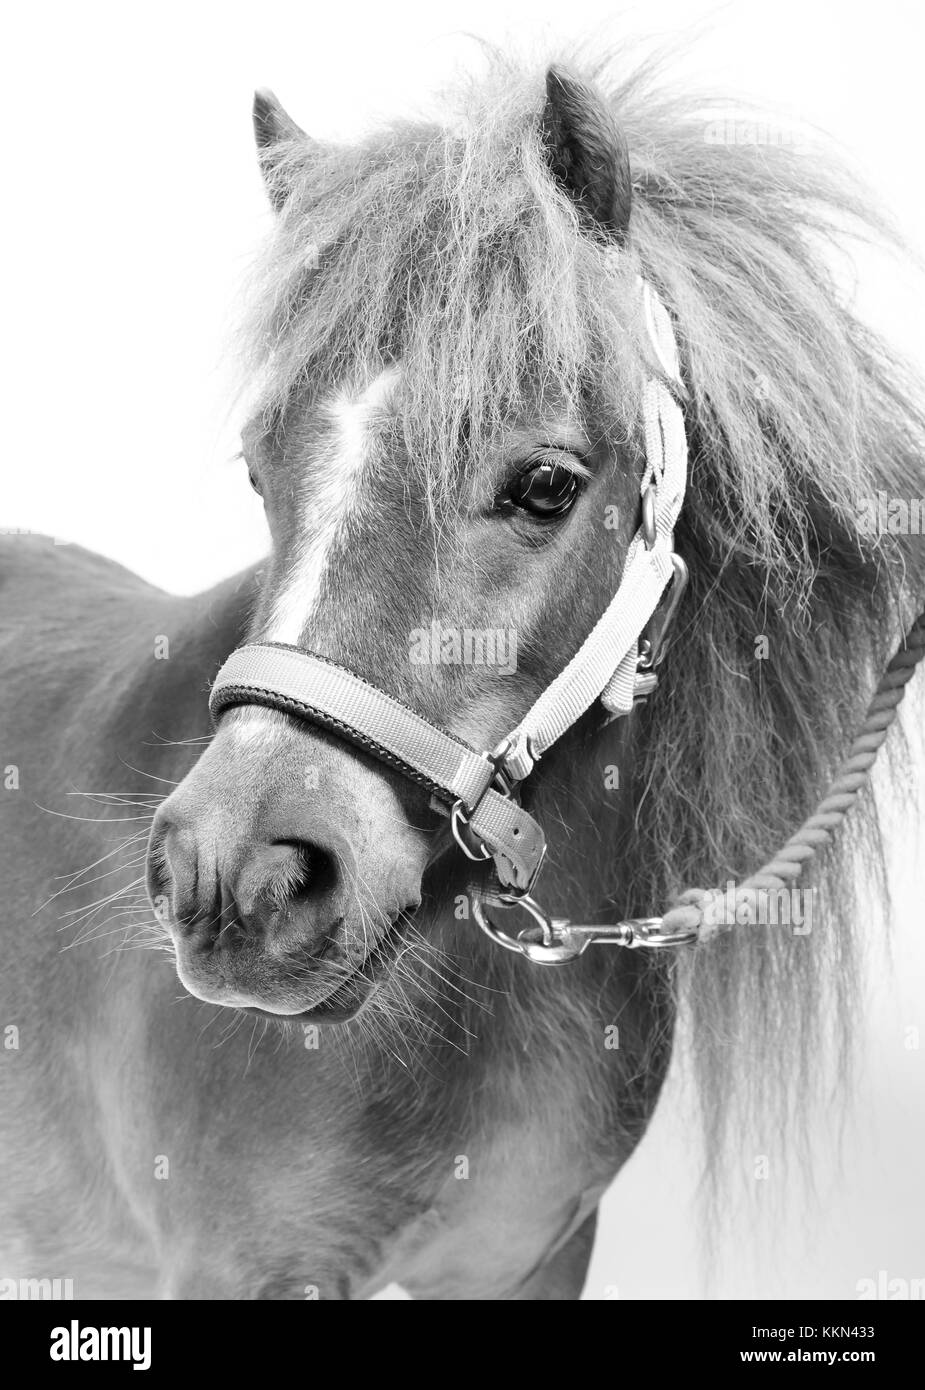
<box><xmin>503</xmin><ymin>277</ymin><xmax>687</xmax><ymax>774</ymax></box>
<box><xmin>209</xmin><ymin>276</ymin><xmax>689</xmax><ymax>903</ymax></box>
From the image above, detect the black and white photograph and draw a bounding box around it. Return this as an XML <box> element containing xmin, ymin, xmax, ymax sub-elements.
<box><xmin>1</xmin><ymin>0</ymin><xmax>923</xmax><ymax>1353</ymax></box>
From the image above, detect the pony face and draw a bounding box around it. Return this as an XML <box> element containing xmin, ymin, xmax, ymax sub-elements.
<box><xmin>146</xmin><ymin>69</ymin><xmax>650</xmax><ymax>1021</ymax></box>
<box><xmin>240</xmin><ymin>365</ymin><xmax>641</xmax><ymax>745</ymax></box>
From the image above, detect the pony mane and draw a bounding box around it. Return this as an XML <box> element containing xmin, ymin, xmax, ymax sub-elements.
<box><xmin>239</xmin><ymin>46</ymin><xmax>925</xmax><ymax>1193</ymax></box>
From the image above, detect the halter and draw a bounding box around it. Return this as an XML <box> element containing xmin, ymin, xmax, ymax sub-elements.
<box><xmin>210</xmin><ymin>273</ymin><xmax>925</xmax><ymax>964</ymax></box>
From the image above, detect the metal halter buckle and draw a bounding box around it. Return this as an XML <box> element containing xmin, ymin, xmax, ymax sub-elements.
<box><xmin>449</xmin><ymin>801</ymin><xmax>492</xmax><ymax>862</ymax></box>
<box><xmin>640</xmin><ymin>552</ymin><xmax>689</xmax><ymax>671</ymax></box>
<box><xmin>642</xmin><ymin>484</ymin><xmax>658</xmax><ymax>549</ymax></box>
<box><xmin>449</xmin><ymin>734</ymin><xmax>537</xmax><ymax>879</ymax></box>
<box><xmin>470</xmin><ymin>892</ymin><xmax>699</xmax><ymax>964</ymax></box>
<box><xmin>632</xmin><ymin>551</ymin><xmax>689</xmax><ymax>708</ymax></box>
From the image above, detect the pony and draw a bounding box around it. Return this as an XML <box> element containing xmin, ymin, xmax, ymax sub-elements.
<box><xmin>1</xmin><ymin>49</ymin><xmax>923</xmax><ymax>1299</ymax></box>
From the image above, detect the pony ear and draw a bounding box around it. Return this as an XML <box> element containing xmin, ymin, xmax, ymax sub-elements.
<box><xmin>253</xmin><ymin>88</ymin><xmax>309</xmax><ymax>210</ymax></box>
<box><xmin>540</xmin><ymin>66</ymin><xmax>632</xmax><ymax>242</ymax></box>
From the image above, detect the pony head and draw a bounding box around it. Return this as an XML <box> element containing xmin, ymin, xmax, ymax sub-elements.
<box><xmin>146</xmin><ymin>65</ymin><xmax>656</xmax><ymax>1020</ymax></box>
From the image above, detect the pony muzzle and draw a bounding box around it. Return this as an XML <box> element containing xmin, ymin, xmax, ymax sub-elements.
<box><xmin>145</xmin><ymin>713</ymin><xmax>434</xmax><ymax>1018</ymax></box>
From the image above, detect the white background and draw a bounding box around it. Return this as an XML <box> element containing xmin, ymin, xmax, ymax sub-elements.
<box><xmin>4</xmin><ymin>0</ymin><xmax>923</xmax><ymax>1299</ymax></box>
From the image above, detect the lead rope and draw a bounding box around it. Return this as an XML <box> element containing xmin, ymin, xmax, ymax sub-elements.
<box><xmin>661</xmin><ymin>608</ymin><xmax>925</xmax><ymax>943</ymax></box>
<box><xmin>473</xmin><ymin>609</ymin><xmax>925</xmax><ymax>960</ymax></box>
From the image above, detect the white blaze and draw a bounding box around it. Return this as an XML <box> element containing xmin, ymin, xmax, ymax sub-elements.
<box><xmin>266</xmin><ymin>366</ymin><xmax>400</xmax><ymax>645</ymax></box>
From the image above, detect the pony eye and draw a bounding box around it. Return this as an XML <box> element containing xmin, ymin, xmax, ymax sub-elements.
<box><xmin>237</xmin><ymin>447</ymin><xmax>262</xmax><ymax>496</ymax></box>
<box><xmin>507</xmin><ymin>459</ymin><xmax>583</xmax><ymax>519</ymax></box>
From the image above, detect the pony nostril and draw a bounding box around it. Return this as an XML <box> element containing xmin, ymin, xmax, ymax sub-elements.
<box><xmin>147</xmin><ymin>817</ymin><xmax>220</xmax><ymax>936</ymax></box>
<box><xmin>272</xmin><ymin>839</ymin><xmax>340</xmax><ymax>906</ymax></box>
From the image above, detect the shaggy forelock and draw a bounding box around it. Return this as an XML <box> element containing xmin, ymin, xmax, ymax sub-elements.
<box><xmin>240</xmin><ymin>64</ymin><xmax>649</xmax><ymax>511</ymax></box>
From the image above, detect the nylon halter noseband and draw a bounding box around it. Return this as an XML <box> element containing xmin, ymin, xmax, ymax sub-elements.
<box><xmin>210</xmin><ymin>273</ymin><xmax>691</xmax><ymax>961</ymax></box>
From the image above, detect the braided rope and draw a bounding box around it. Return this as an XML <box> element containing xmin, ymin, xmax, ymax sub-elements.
<box><xmin>661</xmin><ymin>610</ymin><xmax>925</xmax><ymax>943</ymax></box>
